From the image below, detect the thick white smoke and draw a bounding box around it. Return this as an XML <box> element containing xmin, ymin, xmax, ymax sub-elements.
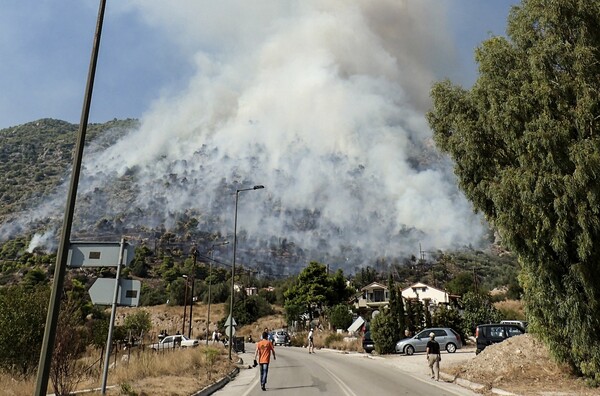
<box><xmin>4</xmin><ymin>0</ymin><xmax>487</xmax><ymax>265</ymax></box>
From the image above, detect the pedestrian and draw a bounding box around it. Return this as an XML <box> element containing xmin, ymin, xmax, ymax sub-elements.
<box><xmin>308</xmin><ymin>328</ymin><xmax>314</xmax><ymax>354</ymax></box>
<box><xmin>212</xmin><ymin>330</ymin><xmax>218</xmax><ymax>344</ymax></box>
<box><xmin>426</xmin><ymin>332</ymin><xmax>441</xmax><ymax>381</ymax></box>
<box><xmin>254</xmin><ymin>331</ymin><xmax>276</xmax><ymax>391</ymax></box>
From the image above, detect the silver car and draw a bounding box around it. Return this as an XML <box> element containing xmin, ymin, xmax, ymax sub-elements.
<box><xmin>272</xmin><ymin>330</ymin><xmax>291</xmax><ymax>346</ymax></box>
<box><xmin>395</xmin><ymin>327</ymin><xmax>462</xmax><ymax>355</ymax></box>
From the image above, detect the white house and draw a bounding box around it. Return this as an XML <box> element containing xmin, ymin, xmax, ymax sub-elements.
<box><xmin>354</xmin><ymin>282</ymin><xmax>389</xmax><ymax>309</ymax></box>
<box><xmin>400</xmin><ymin>282</ymin><xmax>455</xmax><ymax>306</ymax></box>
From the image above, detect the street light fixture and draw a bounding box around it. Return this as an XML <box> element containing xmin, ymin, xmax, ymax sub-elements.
<box><xmin>182</xmin><ymin>275</ymin><xmax>189</xmax><ymax>335</ymax></box>
<box><xmin>229</xmin><ymin>184</ymin><xmax>264</xmax><ymax>359</ymax></box>
<box><xmin>206</xmin><ymin>241</ymin><xmax>229</xmax><ymax>345</ymax></box>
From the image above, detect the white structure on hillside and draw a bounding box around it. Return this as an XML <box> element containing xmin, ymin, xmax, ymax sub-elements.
<box><xmin>401</xmin><ymin>282</ymin><xmax>456</xmax><ymax>306</ymax></box>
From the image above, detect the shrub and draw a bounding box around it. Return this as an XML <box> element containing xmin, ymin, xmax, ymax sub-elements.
<box><xmin>323</xmin><ymin>333</ymin><xmax>343</xmax><ymax>348</ymax></box>
<box><xmin>370</xmin><ymin>311</ymin><xmax>397</xmax><ymax>354</ymax></box>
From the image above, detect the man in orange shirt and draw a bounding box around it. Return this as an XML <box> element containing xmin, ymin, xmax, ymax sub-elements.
<box><xmin>254</xmin><ymin>331</ymin><xmax>276</xmax><ymax>391</ymax></box>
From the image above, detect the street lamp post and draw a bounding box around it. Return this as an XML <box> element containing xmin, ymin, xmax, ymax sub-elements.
<box><xmin>206</xmin><ymin>241</ymin><xmax>229</xmax><ymax>345</ymax></box>
<box><xmin>182</xmin><ymin>275</ymin><xmax>189</xmax><ymax>335</ymax></box>
<box><xmin>229</xmin><ymin>185</ymin><xmax>264</xmax><ymax>360</ymax></box>
<box><xmin>188</xmin><ymin>248</ymin><xmax>197</xmax><ymax>338</ymax></box>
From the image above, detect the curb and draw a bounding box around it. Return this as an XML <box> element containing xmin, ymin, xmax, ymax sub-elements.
<box><xmin>191</xmin><ymin>366</ymin><xmax>240</xmax><ymax>396</ymax></box>
<box><xmin>442</xmin><ymin>373</ymin><xmax>518</xmax><ymax>395</ymax></box>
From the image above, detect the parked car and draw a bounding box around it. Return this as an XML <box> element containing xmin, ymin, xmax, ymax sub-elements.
<box><xmin>362</xmin><ymin>330</ymin><xmax>375</xmax><ymax>353</ymax></box>
<box><xmin>149</xmin><ymin>334</ymin><xmax>199</xmax><ymax>351</ymax></box>
<box><xmin>500</xmin><ymin>320</ymin><xmax>528</xmax><ymax>330</ymax></box>
<box><xmin>272</xmin><ymin>329</ymin><xmax>291</xmax><ymax>346</ymax></box>
<box><xmin>475</xmin><ymin>323</ymin><xmax>525</xmax><ymax>354</ymax></box>
<box><xmin>395</xmin><ymin>328</ymin><xmax>462</xmax><ymax>355</ymax></box>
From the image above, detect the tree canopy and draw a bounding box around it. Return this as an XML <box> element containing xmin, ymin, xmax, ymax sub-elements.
<box><xmin>284</xmin><ymin>262</ymin><xmax>352</xmax><ymax>324</ymax></box>
<box><xmin>427</xmin><ymin>0</ymin><xmax>600</xmax><ymax>380</ymax></box>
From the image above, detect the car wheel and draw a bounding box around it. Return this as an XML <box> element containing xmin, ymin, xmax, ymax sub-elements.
<box><xmin>405</xmin><ymin>345</ymin><xmax>415</xmax><ymax>356</ymax></box>
<box><xmin>446</xmin><ymin>343</ymin><xmax>457</xmax><ymax>353</ymax></box>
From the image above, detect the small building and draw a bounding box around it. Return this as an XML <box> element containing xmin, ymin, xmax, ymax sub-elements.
<box><xmin>245</xmin><ymin>287</ymin><xmax>258</xmax><ymax>296</ymax></box>
<box><xmin>355</xmin><ymin>282</ymin><xmax>389</xmax><ymax>309</ymax></box>
<box><xmin>400</xmin><ymin>282</ymin><xmax>458</xmax><ymax>307</ymax></box>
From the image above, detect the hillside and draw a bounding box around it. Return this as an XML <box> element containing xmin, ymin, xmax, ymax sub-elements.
<box><xmin>0</xmin><ymin>118</ymin><xmax>520</xmax><ymax>286</ymax></box>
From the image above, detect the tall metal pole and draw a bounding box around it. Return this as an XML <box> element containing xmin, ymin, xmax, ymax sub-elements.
<box><xmin>228</xmin><ymin>185</ymin><xmax>264</xmax><ymax>360</ymax></box>
<box><xmin>188</xmin><ymin>248</ymin><xmax>197</xmax><ymax>338</ymax></box>
<box><xmin>34</xmin><ymin>1</ymin><xmax>107</xmax><ymax>394</ymax></box>
<box><xmin>101</xmin><ymin>238</ymin><xmax>126</xmax><ymax>395</ymax></box>
<box><xmin>228</xmin><ymin>191</ymin><xmax>240</xmax><ymax>360</ymax></box>
<box><xmin>182</xmin><ymin>275</ymin><xmax>188</xmax><ymax>335</ymax></box>
<box><xmin>206</xmin><ymin>241</ymin><xmax>228</xmax><ymax>345</ymax></box>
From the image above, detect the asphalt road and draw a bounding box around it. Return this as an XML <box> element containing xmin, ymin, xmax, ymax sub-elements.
<box><xmin>213</xmin><ymin>345</ymin><xmax>478</xmax><ymax>396</ymax></box>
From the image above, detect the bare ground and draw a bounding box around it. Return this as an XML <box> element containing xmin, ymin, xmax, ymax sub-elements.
<box><xmin>445</xmin><ymin>334</ymin><xmax>600</xmax><ymax>395</ymax></box>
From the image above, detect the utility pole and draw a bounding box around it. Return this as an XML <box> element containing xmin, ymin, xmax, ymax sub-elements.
<box><xmin>188</xmin><ymin>247</ymin><xmax>197</xmax><ymax>338</ymax></box>
<box><xmin>34</xmin><ymin>1</ymin><xmax>107</xmax><ymax>394</ymax></box>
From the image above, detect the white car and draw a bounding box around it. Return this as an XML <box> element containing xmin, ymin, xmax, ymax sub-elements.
<box><xmin>150</xmin><ymin>334</ymin><xmax>199</xmax><ymax>351</ymax></box>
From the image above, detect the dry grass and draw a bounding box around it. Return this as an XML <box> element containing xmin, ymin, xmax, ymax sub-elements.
<box><xmin>2</xmin><ymin>306</ymin><xmax>363</xmax><ymax>396</ymax></box>
<box><xmin>0</xmin><ymin>373</ymin><xmax>36</xmax><ymax>396</ymax></box>
<box><xmin>1</xmin><ymin>344</ymin><xmax>236</xmax><ymax>396</ymax></box>
<box><xmin>494</xmin><ymin>299</ymin><xmax>526</xmax><ymax>320</ymax></box>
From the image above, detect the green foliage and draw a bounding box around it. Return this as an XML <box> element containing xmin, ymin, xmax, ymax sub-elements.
<box><xmin>139</xmin><ymin>282</ymin><xmax>167</xmax><ymax>306</ymax></box>
<box><xmin>0</xmin><ymin>284</ymin><xmax>49</xmax><ymax>375</ymax></box>
<box><xmin>370</xmin><ymin>311</ymin><xmax>397</xmax><ymax>354</ymax></box>
<box><xmin>328</xmin><ymin>304</ymin><xmax>353</xmax><ymax>330</ymax></box>
<box><xmin>428</xmin><ymin>0</ymin><xmax>600</xmax><ymax>380</ymax></box>
<box><xmin>387</xmin><ymin>276</ymin><xmax>403</xmax><ymax>342</ymax></box>
<box><xmin>445</xmin><ymin>272</ymin><xmax>477</xmax><ymax>295</ymax></box>
<box><xmin>323</xmin><ymin>332</ymin><xmax>344</xmax><ymax>347</ymax></box>
<box><xmin>352</xmin><ymin>266</ymin><xmax>377</xmax><ymax>289</ymax></box>
<box><xmin>432</xmin><ymin>306</ymin><xmax>464</xmax><ymax>342</ymax></box>
<box><xmin>22</xmin><ymin>267</ymin><xmax>48</xmax><ymax>288</ymax></box>
<box><xmin>460</xmin><ymin>292</ymin><xmax>501</xmax><ymax>336</ymax></box>
<box><xmin>284</xmin><ymin>262</ymin><xmax>352</xmax><ymax>324</ymax></box>
<box><xmin>123</xmin><ymin>310</ymin><xmax>152</xmax><ymax>337</ymax></box>
<box><xmin>229</xmin><ymin>294</ymin><xmax>274</xmax><ymax>327</ymax></box>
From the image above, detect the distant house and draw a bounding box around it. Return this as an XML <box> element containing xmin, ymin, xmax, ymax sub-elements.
<box><xmin>245</xmin><ymin>287</ymin><xmax>258</xmax><ymax>296</ymax></box>
<box><xmin>353</xmin><ymin>281</ymin><xmax>459</xmax><ymax>312</ymax></box>
<box><xmin>354</xmin><ymin>282</ymin><xmax>389</xmax><ymax>309</ymax></box>
<box><xmin>400</xmin><ymin>282</ymin><xmax>459</xmax><ymax>307</ymax></box>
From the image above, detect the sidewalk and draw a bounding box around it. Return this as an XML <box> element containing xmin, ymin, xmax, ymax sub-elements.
<box><xmin>375</xmin><ymin>346</ymin><xmax>518</xmax><ymax>395</ymax></box>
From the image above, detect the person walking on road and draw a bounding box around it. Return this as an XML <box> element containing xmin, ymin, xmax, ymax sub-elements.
<box><xmin>255</xmin><ymin>331</ymin><xmax>276</xmax><ymax>391</ymax></box>
<box><xmin>308</xmin><ymin>328</ymin><xmax>315</xmax><ymax>354</ymax></box>
<box><xmin>426</xmin><ymin>332</ymin><xmax>441</xmax><ymax>381</ymax></box>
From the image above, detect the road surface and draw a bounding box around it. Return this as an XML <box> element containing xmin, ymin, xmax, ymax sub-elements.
<box><xmin>213</xmin><ymin>345</ymin><xmax>477</xmax><ymax>396</ymax></box>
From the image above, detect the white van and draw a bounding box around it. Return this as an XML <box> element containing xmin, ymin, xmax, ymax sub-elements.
<box><xmin>500</xmin><ymin>320</ymin><xmax>528</xmax><ymax>330</ymax></box>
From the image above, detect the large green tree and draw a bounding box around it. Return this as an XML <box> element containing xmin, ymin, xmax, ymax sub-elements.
<box><xmin>427</xmin><ymin>0</ymin><xmax>600</xmax><ymax>379</ymax></box>
<box><xmin>0</xmin><ymin>284</ymin><xmax>49</xmax><ymax>375</ymax></box>
<box><xmin>284</xmin><ymin>262</ymin><xmax>352</xmax><ymax>324</ymax></box>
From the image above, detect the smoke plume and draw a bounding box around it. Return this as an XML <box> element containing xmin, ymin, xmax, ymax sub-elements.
<box><xmin>7</xmin><ymin>1</ymin><xmax>487</xmax><ymax>270</ymax></box>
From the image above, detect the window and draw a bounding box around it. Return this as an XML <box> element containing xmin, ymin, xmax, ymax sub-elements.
<box><xmin>506</xmin><ymin>326</ymin><xmax>524</xmax><ymax>337</ymax></box>
<box><xmin>434</xmin><ymin>329</ymin><xmax>447</xmax><ymax>338</ymax></box>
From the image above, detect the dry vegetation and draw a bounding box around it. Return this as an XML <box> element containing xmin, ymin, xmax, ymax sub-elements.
<box><xmin>1</xmin><ymin>345</ymin><xmax>235</xmax><ymax>396</ymax></box>
<box><xmin>447</xmin><ymin>334</ymin><xmax>600</xmax><ymax>395</ymax></box>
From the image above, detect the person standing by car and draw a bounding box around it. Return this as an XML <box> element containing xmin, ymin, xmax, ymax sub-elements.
<box><xmin>308</xmin><ymin>328</ymin><xmax>315</xmax><ymax>354</ymax></box>
<box><xmin>254</xmin><ymin>331</ymin><xmax>276</xmax><ymax>391</ymax></box>
<box><xmin>426</xmin><ymin>332</ymin><xmax>441</xmax><ymax>381</ymax></box>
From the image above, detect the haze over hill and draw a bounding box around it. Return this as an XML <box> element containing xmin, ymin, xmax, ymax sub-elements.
<box><xmin>0</xmin><ymin>1</ymin><xmax>488</xmax><ymax>274</ymax></box>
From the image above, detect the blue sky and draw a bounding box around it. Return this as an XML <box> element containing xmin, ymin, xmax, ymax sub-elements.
<box><xmin>0</xmin><ymin>1</ymin><xmax>518</xmax><ymax>130</ymax></box>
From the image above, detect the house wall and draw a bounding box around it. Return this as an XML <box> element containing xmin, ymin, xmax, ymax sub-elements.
<box><xmin>401</xmin><ymin>284</ymin><xmax>448</xmax><ymax>305</ymax></box>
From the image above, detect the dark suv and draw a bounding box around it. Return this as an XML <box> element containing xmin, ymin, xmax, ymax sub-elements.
<box><xmin>475</xmin><ymin>323</ymin><xmax>525</xmax><ymax>354</ymax></box>
<box><xmin>362</xmin><ymin>331</ymin><xmax>375</xmax><ymax>353</ymax></box>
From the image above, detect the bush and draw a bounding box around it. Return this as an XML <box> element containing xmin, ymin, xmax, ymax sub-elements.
<box><xmin>323</xmin><ymin>333</ymin><xmax>343</xmax><ymax>348</ymax></box>
<box><xmin>370</xmin><ymin>311</ymin><xmax>397</xmax><ymax>354</ymax></box>
<box><xmin>328</xmin><ymin>304</ymin><xmax>353</xmax><ymax>331</ymax></box>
